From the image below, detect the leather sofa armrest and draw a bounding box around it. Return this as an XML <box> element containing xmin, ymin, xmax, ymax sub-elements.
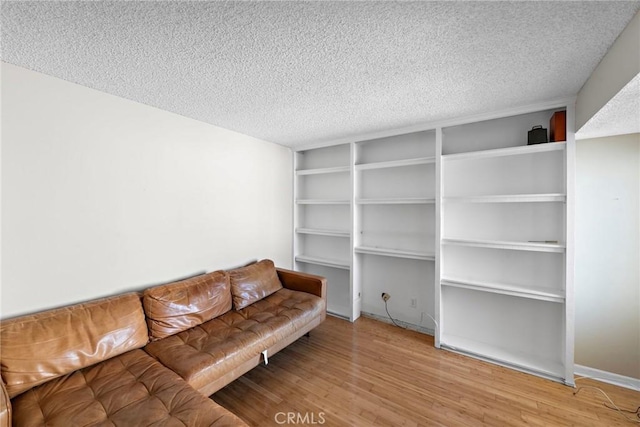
<box><xmin>0</xmin><ymin>379</ymin><xmax>11</xmax><ymax>427</ymax></box>
<box><xmin>276</xmin><ymin>268</ymin><xmax>326</xmax><ymax>300</ymax></box>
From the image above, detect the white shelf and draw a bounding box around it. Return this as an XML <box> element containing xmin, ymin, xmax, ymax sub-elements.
<box><xmin>356</xmin><ymin>197</ymin><xmax>435</xmax><ymax>205</ymax></box>
<box><xmin>444</xmin><ymin>193</ymin><xmax>566</xmax><ymax>203</ymax></box>
<box><xmin>443</xmin><ymin>141</ymin><xmax>566</xmax><ymax>162</ymax></box>
<box><xmin>355</xmin><ymin>156</ymin><xmax>435</xmax><ymax>171</ymax></box>
<box><xmin>355</xmin><ymin>246</ymin><xmax>435</xmax><ymax>261</ymax></box>
<box><xmin>295</xmin><ymin>255</ymin><xmax>350</xmax><ymax>270</ymax></box>
<box><xmin>441</xmin><ymin>334</ymin><xmax>564</xmax><ymax>379</ymax></box>
<box><xmin>295</xmin><ymin>228</ymin><xmax>350</xmax><ymax>238</ymax></box>
<box><xmin>441</xmin><ymin>278</ymin><xmax>564</xmax><ymax>303</ymax></box>
<box><xmin>295</xmin><ymin>166</ymin><xmax>350</xmax><ymax>176</ymax></box>
<box><xmin>296</xmin><ymin>199</ymin><xmax>350</xmax><ymax>205</ymax></box>
<box><xmin>442</xmin><ymin>238</ymin><xmax>565</xmax><ymax>253</ymax></box>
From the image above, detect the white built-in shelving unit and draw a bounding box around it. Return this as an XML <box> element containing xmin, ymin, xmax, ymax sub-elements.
<box><xmin>352</xmin><ymin>131</ymin><xmax>437</xmax><ymax>330</ymax></box>
<box><xmin>293</xmin><ymin>143</ymin><xmax>356</xmax><ymax>320</ymax></box>
<box><xmin>438</xmin><ymin>105</ymin><xmax>574</xmax><ymax>384</ymax></box>
<box><xmin>293</xmin><ymin>100</ymin><xmax>575</xmax><ymax>385</ymax></box>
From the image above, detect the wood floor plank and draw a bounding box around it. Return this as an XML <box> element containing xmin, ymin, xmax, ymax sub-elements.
<box><xmin>212</xmin><ymin>316</ymin><xmax>640</xmax><ymax>426</ymax></box>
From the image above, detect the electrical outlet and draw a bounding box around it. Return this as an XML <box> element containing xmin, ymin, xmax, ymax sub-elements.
<box><xmin>410</xmin><ymin>298</ymin><xmax>417</xmax><ymax>308</ymax></box>
<box><xmin>381</xmin><ymin>292</ymin><xmax>390</xmax><ymax>302</ymax></box>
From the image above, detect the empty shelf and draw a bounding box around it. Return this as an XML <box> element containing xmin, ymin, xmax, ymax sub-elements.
<box><xmin>295</xmin><ymin>166</ymin><xmax>350</xmax><ymax>175</ymax></box>
<box><xmin>355</xmin><ymin>246</ymin><xmax>435</xmax><ymax>261</ymax></box>
<box><xmin>355</xmin><ymin>157</ymin><xmax>435</xmax><ymax>171</ymax></box>
<box><xmin>444</xmin><ymin>194</ymin><xmax>566</xmax><ymax>203</ymax></box>
<box><xmin>356</xmin><ymin>197</ymin><xmax>435</xmax><ymax>205</ymax></box>
<box><xmin>441</xmin><ymin>278</ymin><xmax>565</xmax><ymax>303</ymax></box>
<box><xmin>296</xmin><ymin>228</ymin><xmax>350</xmax><ymax>237</ymax></box>
<box><xmin>296</xmin><ymin>199</ymin><xmax>350</xmax><ymax>205</ymax></box>
<box><xmin>443</xmin><ymin>141</ymin><xmax>566</xmax><ymax>161</ymax></box>
<box><xmin>295</xmin><ymin>255</ymin><xmax>350</xmax><ymax>270</ymax></box>
<box><xmin>442</xmin><ymin>238</ymin><xmax>565</xmax><ymax>253</ymax></box>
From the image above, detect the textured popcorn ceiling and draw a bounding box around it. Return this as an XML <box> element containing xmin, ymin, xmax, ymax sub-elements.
<box><xmin>2</xmin><ymin>1</ymin><xmax>639</xmax><ymax>147</ymax></box>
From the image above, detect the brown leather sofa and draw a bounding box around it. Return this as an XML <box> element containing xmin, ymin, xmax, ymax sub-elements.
<box><xmin>0</xmin><ymin>260</ymin><xmax>326</xmax><ymax>426</ymax></box>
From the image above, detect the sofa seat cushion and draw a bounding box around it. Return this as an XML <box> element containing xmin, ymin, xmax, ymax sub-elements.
<box><xmin>145</xmin><ymin>288</ymin><xmax>324</xmax><ymax>393</ymax></box>
<box><xmin>10</xmin><ymin>349</ymin><xmax>246</xmax><ymax>427</ymax></box>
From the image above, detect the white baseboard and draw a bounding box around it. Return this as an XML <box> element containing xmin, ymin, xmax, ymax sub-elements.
<box><xmin>574</xmin><ymin>364</ymin><xmax>640</xmax><ymax>391</ymax></box>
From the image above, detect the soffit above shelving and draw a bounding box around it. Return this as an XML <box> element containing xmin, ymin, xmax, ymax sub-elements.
<box><xmin>576</xmin><ymin>73</ymin><xmax>640</xmax><ymax>140</ymax></box>
<box><xmin>1</xmin><ymin>1</ymin><xmax>639</xmax><ymax>147</ymax></box>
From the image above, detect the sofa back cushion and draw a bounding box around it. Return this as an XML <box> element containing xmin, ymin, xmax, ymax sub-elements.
<box><xmin>0</xmin><ymin>293</ymin><xmax>148</xmax><ymax>398</ymax></box>
<box><xmin>143</xmin><ymin>270</ymin><xmax>231</xmax><ymax>341</ymax></box>
<box><xmin>229</xmin><ymin>259</ymin><xmax>283</xmax><ymax>310</ymax></box>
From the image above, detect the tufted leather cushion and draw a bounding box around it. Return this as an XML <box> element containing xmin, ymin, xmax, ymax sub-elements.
<box><xmin>228</xmin><ymin>259</ymin><xmax>283</xmax><ymax>310</ymax></box>
<box><xmin>144</xmin><ymin>270</ymin><xmax>231</xmax><ymax>341</ymax></box>
<box><xmin>0</xmin><ymin>293</ymin><xmax>148</xmax><ymax>398</ymax></box>
<box><xmin>10</xmin><ymin>349</ymin><xmax>246</xmax><ymax>427</ymax></box>
<box><xmin>144</xmin><ymin>288</ymin><xmax>324</xmax><ymax>394</ymax></box>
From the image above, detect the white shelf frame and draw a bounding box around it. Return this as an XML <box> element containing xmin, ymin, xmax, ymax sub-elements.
<box><xmin>443</xmin><ymin>141</ymin><xmax>566</xmax><ymax>162</ymax></box>
<box><xmin>355</xmin><ymin>156</ymin><xmax>435</xmax><ymax>171</ymax></box>
<box><xmin>355</xmin><ymin>246</ymin><xmax>435</xmax><ymax>261</ymax></box>
<box><xmin>295</xmin><ymin>166</ymin><xmax>350</xmax><ymax>176</ymax></box>
<box><xmin>295</xmin><ymin>228</ymin><xmax>350</xmax><ymax>238</ymax></box>
<box><xmin>441</xmin><ymin>278</ymin><xmax>565</xmax><ymax>303</ymax></box>
<box><xmin>442</xmin><ymin>238</ymin><xmax>565</xmax><ymax>253</ymax></box>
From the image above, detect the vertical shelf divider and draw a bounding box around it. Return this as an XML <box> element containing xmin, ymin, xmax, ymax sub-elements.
<box><xmin>349</xmin><ymin>142</ymin><xmax>360</xmax><ymax>321</ymax></box>
<box><xmin>434</xmin><ymin>127</ymin><xmax>443</xmax><ymax>348</ymax></box>
<box><xmin>292</xmin><ymin>150</ymin><xmax>298</xmax><ymax>271</ymax></box>
<box><xmin>564</xmin><ymin>103</ymin><xmax>576</xmax><ymax>386</ymax></box>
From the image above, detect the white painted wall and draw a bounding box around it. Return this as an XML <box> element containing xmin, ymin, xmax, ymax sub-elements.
<box><xmin>575</xmin><ymin>133</ymin><xmax>640</xmax><ymax>379</ymax></box>
<box><xmin>1</xmin><ymin>63</ymin><xmax>293</xmax><ymax>318</ymax></box>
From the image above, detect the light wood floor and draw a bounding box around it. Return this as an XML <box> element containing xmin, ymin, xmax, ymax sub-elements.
<box><xmin>212</xmin><ymin>316</ymin><xmax>640</xmax><ymax>426</ymax></box>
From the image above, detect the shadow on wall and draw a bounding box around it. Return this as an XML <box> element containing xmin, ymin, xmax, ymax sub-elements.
<box><xmin>2</xmin><ymin>258</ymin><xmax>264</xmax><ymax>320</ymax></box>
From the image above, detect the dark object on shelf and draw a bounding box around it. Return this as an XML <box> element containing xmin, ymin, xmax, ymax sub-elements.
<box><xmin>550</xmin><ymin>111</ymin><xmax>566</xmax><ymax>142</ymax></box>
<box><xmin>527</xmin><ymin>126</ymin><xmax>548</xmax><ymax>145</ymax></box>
